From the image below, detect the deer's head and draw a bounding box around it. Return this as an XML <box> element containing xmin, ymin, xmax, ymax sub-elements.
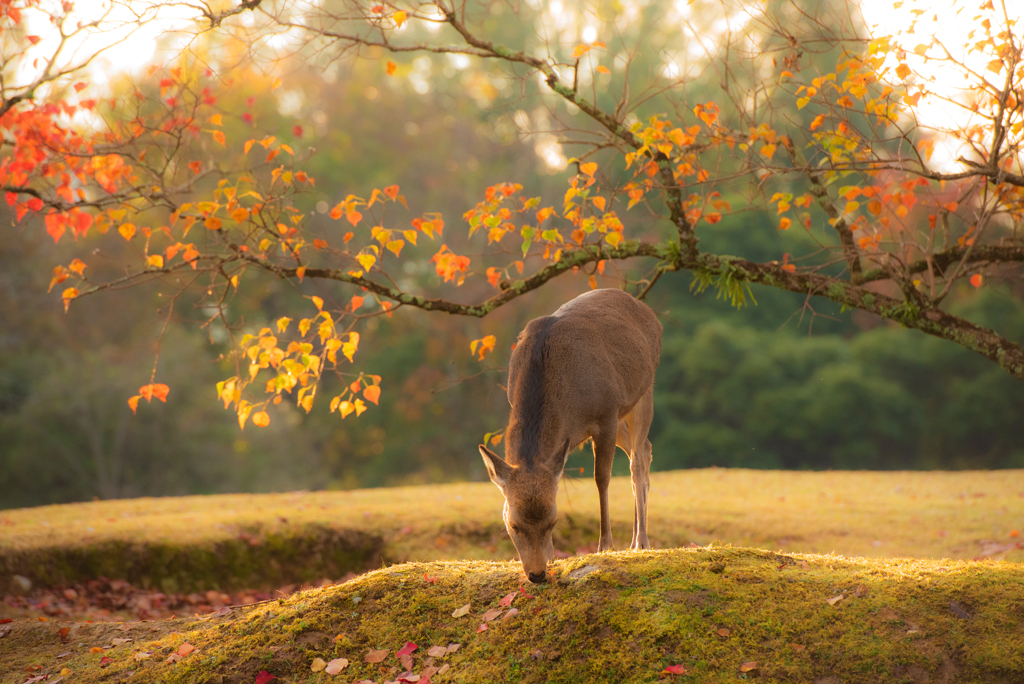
<box><xmin>479</xmin><ymin>444</ymin><xmax>562</xmax><ymax>583</ymax></box>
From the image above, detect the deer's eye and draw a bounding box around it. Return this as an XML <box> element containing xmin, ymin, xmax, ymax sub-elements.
<box><xmin>510</xmin><ymin>524</ymin><xmax>521</xmax><ymax>534</ymax></box>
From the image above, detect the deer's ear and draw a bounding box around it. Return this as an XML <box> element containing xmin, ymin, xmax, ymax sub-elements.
<box><xmin>479</xmin><ymin>445</ymin><xmax>513</xmax><ymax>490</ymax></box>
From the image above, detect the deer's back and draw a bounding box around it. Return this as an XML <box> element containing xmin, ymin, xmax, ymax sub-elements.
<box><xmin>506</xmin><ymin>290</ymin><xmax>661</xmax><ymax>465</ymax></box>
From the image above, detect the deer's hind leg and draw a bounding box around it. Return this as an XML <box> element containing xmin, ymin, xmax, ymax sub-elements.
<box><xmin>593</xmin><ymin>418</ymin><xmax>619</xmax><ymax>552</ymax></box>
<box><xmin>617</xmin><ymin>384</ymin><xmax>654</xmax><ymax>550</ymax></box>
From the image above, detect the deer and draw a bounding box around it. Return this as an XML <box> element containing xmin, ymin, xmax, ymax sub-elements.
<box><xmin>479</xmin><ymin>288</ymin><xmax>662</xmax><ymax>583</ymax></box>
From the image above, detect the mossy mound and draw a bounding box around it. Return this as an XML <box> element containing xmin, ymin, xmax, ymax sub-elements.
<box><xmin>4</xmin><ymin>547</ymin><xmax>1023</xmax><ymax>684</ymax></box>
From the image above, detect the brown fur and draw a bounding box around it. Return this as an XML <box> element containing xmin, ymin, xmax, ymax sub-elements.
<box><xmin>479</xmin><ymin>289</ymin><xmax>662</xmax><ymax>583</ymax></box>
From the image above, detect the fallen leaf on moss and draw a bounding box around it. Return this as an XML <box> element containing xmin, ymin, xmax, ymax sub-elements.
<box><xmin>58</xmin><ymin>627</ymin><xmax>70</xmax><ymax>643</ymax></box>
<box><xmin>499</xmin><ymin>591</ymin><xmax>516</xmax><ymax>607</ymax></box>
<box><xmin>826</xmin><ymin>594</ymin><xmax>844</xmax><ymax>605</ymax></box>
<box><xmin>481</xmin><ymin>607</ymin><xmax>503</xmax><ymax>622</ymax></box>
<box><xmin>134</xmin><ymin>651</ymin><xmax>152</xmax><ymax>660</ymax></box>
<box><xmin>110</xmin><ymin>637</ymin><xmax>131</xmax><ymax>646</ymax></box>
<box><xmin>420</xmin><ymin>665</ymin><xmax>439</xmax><ymax>682</ymax></box>
<box><xmin>437</xmin><ymin>663</ymin><xmax>451</xmax><ymax>675</ymax></box>
<box><xmin>400</xmin><ymin>653</ymin><xmax>414</xmax><ymax>670</ymax></box>
<box><xmin>423</xmin><ymin>573</ymin><xmax>439</xmax><ymax>584</ymax></box>
<box><xmin>790</xmin><ymin>643</ymin><xmax>805</xmax><ymax>651</ymax></box>
<box><xmin>477</xmin><ymin>623</ymin><xmax>488</xmax><ymax>633</ymax></box>
<box><xmin>396</xmin><ymin>641</ymin><xmax>418</xmax><ymax>657</ymax></box>
<box><xmin>452</xmin><ymin>603</ymin><xmax>470</xmax><ymax>617</ymax></box>
<box><xmin>427</xmin><ymin>645</ymin><xmax>448</xmax><ymax>658</ymax></box>
<box><xmin>519</xmin><ymin>586</ymin><xmax>536</xmax><ymax>599</ymax></box>
<box><xmin>255</xmin><ymin>671</ymin><xmax>276</xmax><ymax>684</ymax></box>
<box><xmin>311</xmin><ymin>657</ymin><xmax>327</xmax><ymax>672</ymax></box>
<box><xmin>530</xmin><ymin>649</ymin><xmax>543</xmax><ymax>660</ymax></box>
<box><xmin>100</xmin><ymin>656</ymin><xmax>115</xmax><ymax>666</ymax></box>
<box><xmin>90</xmin><ymin>646</ymin><xmax>105</xmax><ymax>653</ymax></box>
<box><xmin>325</xmin><ymin>657</ymin><xmax>348</xmax><ymax>674</ymax></box>
<box><xmin>717</xmin><ymin>628</ymin><xmax>730</xmax><ymax>637</ymax></box>
<box><xmin>397</xmin><ymin>672</ymin><xmax>420</xmax><ymax>682</ymax></box>
<box><xmin>166</xmin><ymin>653</ymin><xmax>182</xmax><ymax>664</ymax></box>
<box><xmin>177</xmin><ymin>643</ymin><xmax>195</xmax><ymax>656</ymax></box>
<box><xmin>501</xmin><ymin>608</ymin><xmax>519</xmax><ymax>620</ymax></box>
<box><xmin>740</xmin><ymin>661</ymin><xmax>757</xmax><ymax>672</ymax></box>
<box><xmin>365</xmin><ymin>648</ymin><xmax>390</xmax><ymax>663</ymax></box>
<box><xmin>663</xmin><ymin>664</ymin><xmax>688</xmax><ymax>674</ymax></box>
<box><xmin>445</xmin><ymin>643</ymin><xmax>460</xmax><ymax>655</ymax></box>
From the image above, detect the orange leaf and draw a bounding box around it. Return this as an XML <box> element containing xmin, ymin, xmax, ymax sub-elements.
<box><xmin>212</xmin><ymin>130</ymin><xmax>226</xmax><ymax>146</ymax></box>
<box><xmin>312</xmin><ymin>296</ymin><xmax>324</xmax><ymax>310</ymax></box>
<box><xmin>363</xmin><ymin>385</ymin><xmax>381</xmax><ymax>405</ymax></box>
<box><xmin>384</xmin><ymin>185</ymin><xmax>400</xmax><ymax>200</ymax></box>
<box><xmin>779</xmin><ymin>217</ymin><xmax>791</xmax><ymax>230</ymax></box>
<box><xmin>486</xmin><ymin>267</ymin><xmax>501</xmax><ymax>288</ymax></box>
<box><xmin>386</xmin><ymin>61</ymin><xmax>397</xmax><ymax>76</ymax></box>
<box><xmin>127</xmin><ymin>395</ymin><xmax>140</xmax><ymax>414</ymax></box>
<box><xmin>296</xmin><ymin>266</ymin><xmax>306</xmax><ymax>282</ymax></box>
<box><xmin>350</xmin><ymin>295</ymin><xmax>364</xmax><ymax>311</ymax></box>
<box><xmin>252</xmin><ymin>411</ymin><xmax>270</xmax><ymax>427</ymax></box>
<box><xmin>970</xmin><ymin>274</ymin><xmax>983</xmax><ymax>287</ymax></box>
<box><xmin>596</xmin><ymin>65</ymin><xmax>611</xmax><ymax>74</ymax></box>
<box><xmin>579</xmin><ymin>162</ymin><xmax>598</xmax><ymax>177</ymax></box>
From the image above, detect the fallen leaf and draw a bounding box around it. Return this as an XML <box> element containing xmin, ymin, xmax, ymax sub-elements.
<box><xmin>499</xmin><ymin>591</ymin><xmax>517</xmax><ymax>607</ymax></box>
<box><xmin>530</xmin><ymin>649</ymin><xmax>544</xmax><ymax>660</ymax></box>
<box><xmin>397</xmin><ymin>641</ymin><xmax>419</xmax><ymax>657</ymax></box>
<box><xmin>663</xmin><ymin>664</ymin><xmax>688</xmax><ymax>675</ymax></box>
<box><xmin>58</xmin><ymin>627</ymin><xmax>70</xmax><ymax>643</ymax></box>
<box><xmin>325</xmin><ymin>657</ymin><xmax>348</xmax><ymax>674</ymax></box>
<box><xmin>365</xmin><ymin>648</ymin><xmax>390</xmax><ymax>663</ymax></box>
<box><xmin>437</xmin><ymin>663</ymin><xmax>451</xmax><ymax>675</ymax></box>
<box><xmin>311</xmin><ymin>657</ymin><xmax>327</xmax><ymax>672</ymax></box>
<box><xmin>477</xmin><ymin>623</ymin><xmax>488</xmax><ymax>633</ymax></box>
<box><xmin>424</xmin><ymin>573</ymin><xmax>439</xmax><ymax>584</ymax></box>
<box><xmin>90</xmin><ymin>646</ymin><xmax>105</xmax><ymax>653</ymax></box>
<box><xmin>717</xmin><ymin>628</ymin><xmax>730</xmax><ymax>637</ymax></box>
<box><xmin>854</xmin><ymin>584</ymin><xmax>868</xmax><ymax>598</ymax></box>
<box><xmin>255</xmin><ymin>672</ymin><xmax>276</xmax><ymax>684</ymax></box>
<box><xmin>445</xmin><ymin>643</ymin><xmax>460</xmax><ymax>655</ymax></box>
<box><xmin>950</xmin><ymin>601</ymin><xmax>971</xmax><ymax>619</ymax></box>
<box><xmin>420</xmin><ymin>665</ymin><xmax>439</xmax><ymax>682</ymax></box>
<box><xmin>165</xmin><ymin>653</ymin><xmax>182</xmax><ymax>664</ymax></box>
<box><xmin>482</xmin><ymin>607</ymin><xmax>503</xmax><ymax>622</ymax></box>
<box><xmin>501</xmin><ymin>608</ymin><xmax>519</xmax><ymax>620</ymax></box>
<box><xmin>397</xmin><ymin>673</ymin><xmax>419</xmax><ymax>683</ymax></box>
<box><xmin>826</xmin><ymin>594</ymin><xmax>844</xmax><ymax>606</ymax></box>
<box><xmin>134</xmin><ymin>652</ymin><xmax>152</xmax><ymax>661</ymax></box>
<box><xmin>452</xmin><ymin>603</ymin><xmax>470</xmax><ymax>618</ymax></box>
<box><xmin>400</xmin><ymin>653</ymin><xmax>414</xmax><ymax>670</ymax></box>
<box><xmin>790</xmin><ymin>643</ymin><xmax>805</xmax><ymax>651</ymax></box>
<box><xmin>740</xmin><ymin>661</ymin><xmax>758</xmax><ymax>672</ymax></box>
<box><xmin>110</xmin><ymin>637</ymin><xmax>131</xmax><ymax>646</ymax></box>
<box><xmin>177</xmin><ymin>643</ymin><xmax>195</xmax><ymax>656</ymax></box>
<box><xmin>427</xmin><ymin>645</ymin><xmax>448</xmax><ymax>658</ymax></box>
<box><xmin>99</xmin><ymin>656</ymin><xmax>114</xmax><ymax>666</ymax></box>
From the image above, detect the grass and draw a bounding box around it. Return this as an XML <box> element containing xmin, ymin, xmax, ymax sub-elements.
<box><xmin>2</xmin><ymin>468</ymin><xmax>1023</xmax><ymax>683</ymax></box>
<box><xmin>2</xmin><ymin>469</ymin><xmax>1021</xmax><ymax>595</ymax></box>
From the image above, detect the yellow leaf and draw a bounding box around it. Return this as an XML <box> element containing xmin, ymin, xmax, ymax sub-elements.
<box><xmin>148</xmin><ymin>254</ymin><xmax>164</xmax><ymax>268</ymax></box>
<box><xmin>276</xmin><ymin>317</ymin><xmax>292</xmax><ymax>333</ymax></box>
<box><xmin>393</xmin><ymin>10</ymin><xmax>407</xmax><ymax>27</ymax></box>
<box><xmin>760</xmin><ymin>144</ymin><xmax>776</xmax><ymax>160</ymax></box>
<box><xmin>605</xmin><ymin>231</ymin><xmax>622</xmax><ymax>248</ymax></box>
<box><xmin>128</xmin><ymin>395</ymin><xmax>140</xmax><ymax>414</ymax></box>
<box><xmin>403</xmin><ymin>229</ymin><xmax>418</xmax><ymax>245</ymax></box>
<box><xmin>571</xmin><ymin>43</ymin><xmax>591</xmax><ymax>60</ymax></box>
<box><xmin>298</xmin><ymin>318</ymin><xmax>311</xmax><ymax>336</ymax></box>
<box><xmin>592</xmin><ymin>196</ymin><xmax>606</xmax><ymax>212</ymax></box>
<box><xmin>986</xmin><ymin>59</ymin><xmax>1002</xmax><ymax>74</ymax></box>
<box><xmin>61</xmin><ymin>287</ymin><xmax>79</xmax><ymax>312</ymax></box>
<box><xmin>339</xmin><ymin>400</ymin><xmax>355</xmax><ymax>418</ymax></box>
<box><xmin>386</xmin><ymin>239</ymin><xmax>404</xmax><ymax>257</ymax></box>
<box><xmin>252</xmin><ymin>411</ymin><xmax>270</xmax><ymax>427</ymax></box>
<box><xmin>296</xmin><ymin>266</ymin><xmax>306</xmax><ymax>282</ymax></box>
<box><xmin>357</xmin><ymin>253</ymin><xmax>376</xmax><ymax>271</ymax></box>
<box><xmin>207</xmin><ymin>114</ymin><xmax>222</xmax><ymax>126</ymax></box>
<box><xmin>118</xmin><ymin>222</ymin><xmax>136</xmax><ymax>241</ymax></box>
<box><xmin>579</xmin><ymin>162</ymin><xmax>598</xmax><ymax>177</ymax></box>
<box><xmin>271</xmin><ymin>77</ymin><xmax>282</xmax><ymax>90</ymax></box>
<box><xmin>354</xmin><ymin>398</ymin><xmax>367</xmax><ymax>416</ymax></box>
<box><xmin>845</xmin><ymin>201</ymin><xmax>860</xmax><ymax>214</ymax></box>
<box><xmin>913</xmin><ymin>44</ymin><xmax>929</xmax><ymax>56</ymax></box>
<box><xmin>244</xmin><ymin>139</ymin><xmax>256</xmax><ymax>154</ymax></box>
<box><xmin>311</xmin><ymin>295</ymin><xmax>324</xmax><ymax>310</ymax></box>
<box><xmin>596</xmin><ymin>65</ymin><xmax>611</xmax><ymax>74</ymax></box>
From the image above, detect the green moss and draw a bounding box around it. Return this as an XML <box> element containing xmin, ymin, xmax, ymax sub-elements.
<box><xmin>3</xmin><ymin>550</ymin><xmax>1022</xmax><ymax>683</ymax></box>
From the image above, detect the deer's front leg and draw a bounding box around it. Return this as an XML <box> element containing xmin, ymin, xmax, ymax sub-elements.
<box><xmin>593</xmin><ymin>425</ymin><xmax>617</xmax><ymax>552</ymax></box>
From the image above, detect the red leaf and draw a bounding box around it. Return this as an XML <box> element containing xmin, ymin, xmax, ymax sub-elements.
<box><xmin>662</xmin><ymin>664</ymin><xmax>687</xmax><ymax>675</ymax></box>
<box><xmin>499</xmin><ymin>591</ymin><xmax>516</xmax><ymax>607</ymax></box>
<box><xmin>477</xmin><ymin>623</ymin><xmax>488</xmax><ymax>633</ymax></box>
<box><xmin>254</xmin><ymin>672</ymin><xmax>276</xmax><ymax>684</ymax></box>
<box><xmin>423</xmin><ymin>572</ymin><xmax>438</xmax><ymax>584</ymax></box>
<box><xmin>970</xmin><ymin>273</ymin><xmax>983</xmax><ymax>288</ymax></box>
<box><xmin>363</xmin><ymin>385</ymin><xmax>381</xmax><ymax>405</ymax></box>
<box><xmin>396</xmin><ymin>641</ymin><xmax>418</xmax><ymax>658</ymax></box>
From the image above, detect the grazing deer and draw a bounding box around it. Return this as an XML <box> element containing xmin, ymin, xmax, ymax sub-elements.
<box><xmin>479</xmin><ymin>288</ymin><xmax>662</xmax><ymax>583</ymax></box>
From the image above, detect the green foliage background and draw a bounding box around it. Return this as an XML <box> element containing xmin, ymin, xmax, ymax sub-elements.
<box><xmin>2</xmin><ymin>0</ymin><xmax>1024</xmax><ymax>509</ymax></box>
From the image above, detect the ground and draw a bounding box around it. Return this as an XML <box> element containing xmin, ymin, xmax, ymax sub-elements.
<box><xmin>1</xmin><ymin>468</ymin><xmax>1023</xmax><ymax>683</ymax></box>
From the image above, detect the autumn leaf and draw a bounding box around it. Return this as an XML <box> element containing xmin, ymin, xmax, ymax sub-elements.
<box><xmin>499</xmin><ymin>591</ymin><xmax>516</xmax><ymax>607</ymax></box>
<box><xmin>740</xmin><ymin>662</ymin><xmax>758</xmax><ymax>673</ymax></box>
<box><xmin>662</xmin><ymin>664</ymin><xmax>688</xmax><ymax>675</ymax></box>
<box><xmin>252</xmin><ymin>411</ymin><xmax>270</xmax><ymax>427</ymax></box>
<box><xmin>452</xmin><ymin>603</ymin><xmax>471</xmax><ymax>618</ymax></box>
<box><xmin>826</xmin><ymin>594</ymin><xmax>844</xmax><ymax>605</ymax></box>
<box><xmin>481</xmin><ymin>607</ymin><xmax>503</xmax><ymax>622</ymax></box>
<box><xmin>325</xmin><ymin>658</ymin><xmax>348</xmax><ymax>674</ymax></box>
<box><xmin>364</xmin><ymin>648</ymin><xmax>389</xmax><ymax>663</ymax></box>
<box><xmin>363</xmin><ymin>385</ymin><xmax>381</xmax><ymax>405</ymax></box>
<box><xmin>393</xmin><ymin>10</ymin><xmax>407</xmax><ymax>27</ymax></box>
<box><xmin>387</xmin><ymin>61</ymin><xmax>397</xmax><ymax>75</ymax></box>
<box><xmin>254</xmin><ymin>672</ymin><xmax>276</xmax><ymax>684</ymax></box>
<box><xmin>970</xmin><ymin>274</ymin><xmax>983</xmax><ymax>287</ymax></box>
